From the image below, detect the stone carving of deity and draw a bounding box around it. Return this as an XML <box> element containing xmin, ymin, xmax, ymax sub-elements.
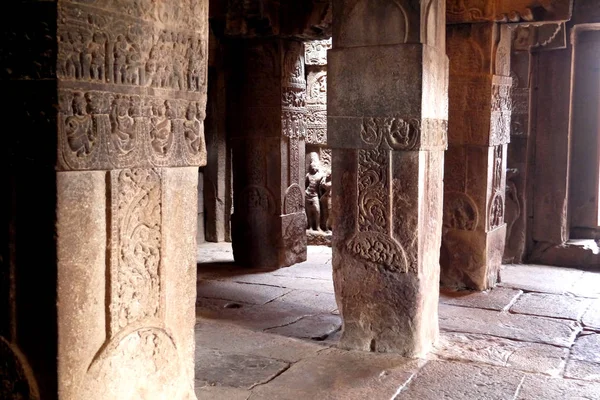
<box><xmin>110</xmin><ymin>96</ymin><xmax>136</xmax><ymax>154</ymax></box>
<box><xmin>319</xmin><ymin>169</ymin><xmax>332</xmax><ymax>232</ymax></box>
<box><xmin>305</xmin><ymin>152</ymin><xmax>324</xmax><ymax>231</ymax></box>
<box><xmin>65</xmin><ymin>92</ymin><xmax>95</xmax><ymax>157</ymax></box>
<box><xmin>150</xmin><ymin>100</ymin><xmax>173</xmax><ymax>155</ymax></box>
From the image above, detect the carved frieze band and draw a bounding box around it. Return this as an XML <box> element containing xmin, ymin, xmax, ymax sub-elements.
<box><xmin>58</xmin><ymin>89</ymin><xmax>206</xmax><ymax>170</ymax></box>
<box><xmin>447</xmin><ymin>0</ymin><xmax>571</xmax><ymax>23</ymax></box>
<box><xmin>359</xmin><ymin>117</ymin><xmax>448</xmax><ymax>151</ymax></box>
<box><xmin>346</xmin><ymin>148</ymin><xmax>409</xmax><ymax>272</ymax></box>
<box><xmin>58</xmin><ymin>2</ymin><xmax>207</xmax><ymax>93</ymax></box>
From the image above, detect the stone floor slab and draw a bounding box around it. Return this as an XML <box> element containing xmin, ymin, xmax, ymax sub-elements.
<box><xmin>194</xmin><ymin>386</ymin><xmax>251</xmax><ymax>400</ymax></box>
<box><xmin>509</xmin><ymin>292</ymin><xmax>591</xmax><ymax>320</ymax></box>
<box><xmin>230</xmin><ymin>274</ymin><xmax>335</xmax><ymax>293</ymax></box>
<box><xmin>516</xmin><ymin>375</ymin><xmax>600</xmax><ymax>399</ymax></box>
<box><xmin>582</xmin><ymin>299</ymin><xmax>600</xmax><ymax>330</ymax></box>
<box><xmin>439</xmin><ymin>304</ymin><xmax>580</xmax><ymax>347</ymax></box>
<box><xmin>570</xmin><ymin>332</ymin><xmax>600</xmax><ymax>363</ymax></box>
<box><xmin>195</xmin><ymin>321</ymin><xmax>326</xmax><ymax>363</ymax></box>
<box><xmin>397</xmin><ymin>360</ymin><xmax>525</xmax><ymax>400</ymax></box>
<box><xmin>500</xmin><ymin>264</ymin><xmax>584</xmax><ymax>294</ymax></box>
<box><xmin>249</xmin><ymin>348</ymin><xmax>422</xmax><ymax>400</ymax></box>
<box><xmin>568</xmin><ymin>271</ymin><xmax>600</xmax><ymax>298</ymax></box>
<box><xmin>439</xmin><ymin>287</ymin><xmax>522</xmax><ymax>311</ymax></box>
<box><xmin>433</xmin><ymin>332</ymin><xmax>568</xmax><ymax>376</ymax></box>
<box><xmin>266</xmin><ymin>314</ymin><xmax>341</xmax><ymax>340</ymax></box>
<box><xmin>275</xmin><ymin>289</ymin><xmax>338</xmax><ymax>313</ymax></box>
<box><xmin>197</xmin><ymin>280</ymin><xmax>291</xmax><ymax>305</ymax></box>
<box><xmin>564</xmin><ymin>359</ymin><xmax>600</xmax><ymax>382</ymax></box>
<box><xmin>195</xmin><ymin>349</ymin><xmax>289</xmax><ymax>390</ymax></box>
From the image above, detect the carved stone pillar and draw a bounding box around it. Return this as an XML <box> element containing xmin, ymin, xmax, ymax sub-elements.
<box><xmin>1</xmin><ymin>1</ymin><xmax>208</xmax><ymax>399</ymax></box>
<box><xmin>441</xmin><ymin>22</ymin><xmax>511</xmax><ymax>291</ymax></box>
<box><xmin>329</xmin><ymin>0</ymin><xmax>448</xmax><ymax>356</ymax></box>
<box><xmin>230</xmin><ymin>39</ymin><xmax>307</xmax><ymax>269</ymax></box>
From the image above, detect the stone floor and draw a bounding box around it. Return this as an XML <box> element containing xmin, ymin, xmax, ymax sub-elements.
<box><xmin>195</xmin><ymin>243</ymin><xmax>600</xmax><ymax>400</ymax></box>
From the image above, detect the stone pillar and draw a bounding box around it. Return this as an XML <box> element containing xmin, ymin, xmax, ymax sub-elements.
<box><xmin>441</xmin><ymin>22</ymin><xmax>511</xmax><ymax>291</ymax></box>
<box><xmin>230</xmin><ymin>39</ymin><xmax>307</xmax><ymax>269</ymax></box>
<box><xmin>2</xmin><ymin>1</ymin><xmax>208</xmax><ymax>398</ymax></box>
<box><xmin>329</xmin><ymin>0</ymin><xmax>448</xmax><ymax>356</ymax></box>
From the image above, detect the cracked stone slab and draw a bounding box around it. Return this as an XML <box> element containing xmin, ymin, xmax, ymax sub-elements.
<box><xmin>266</xmin><ymin>314</ymin><xmax>342</xmax><ymax>340</ymax></box>
<box><xmin>439</xmin><ymin>287</ymin><xmax>522</xmax><ymax>311</ymax></box>
<box><xmin>499</xmin><ymin>264</ymin><xmax>584</xmax><ymax>294</ymax></box>
<box><xmin>432</xmin><ymin>332</ymin><xmax>568</xmax><ymax>376</ymax></box>
<box><xmin>195</xmin><ymin>321</ymin><xmax>326</xmax><ymax>363</ymax></box>
<box><xmin>195</xmin><ymin>349</ymin><xmax>289</xmax><ymax>390</ymax></box>
<box><xmin>564</xmin><ymin>332</ymin><xmax>600</xmax><ymax>382</ymax></box>
<box><xmin>397</xmin><ymin>360</ymin><xmax>525</xmax><ymax>400</ymax></box>
<box><xmin>275</xmin><ymin>290</ymin><xmax>338</xmax><ymax>314</ymax></box>
<box><xmin>582</xmin><ymin>299</ymin><xmax>600</xmax><ymax>330</ymax></box>
<box><xmin>439</xmin><ymin>304</ymin><xmax>580</xmax><ymax>347</ymax></box>
<box><xmin>197</xmin><ymin>280</ymin><xmax>291</xmax><ymax>305</ymax></box>
<box><xmin>516</xmin><ymin>375</ymin><xmax>600</xmax><ymax>399</ymax></box>
<box><xmin>194</xmin><ymin>386</ymin><xmax>251</xmax><ymax>400</ymax></box>
<box><xmin>509</xmin><ymin>292</ymin><xmax>592</xmax><ymax>320</ymax></box>
<box><xmin>249</xmin><ymin>348</ymin><xmax>422</xmax><ymax>400</ymax></box>
<box><xmin>229</xmin><ymin>274</ymin><xmax>335</xmax><ymax>293</ymax></box>
<box><xmin>197</xmin><ymin>297</ymin><xmax>316</xmax><ymax>331</ymax></box>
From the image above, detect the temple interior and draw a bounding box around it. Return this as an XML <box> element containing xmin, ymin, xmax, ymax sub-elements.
<box><xmin>2</xmin><ymin>0</ymin><xmax>600</xmax><ymax>399</ymax></box>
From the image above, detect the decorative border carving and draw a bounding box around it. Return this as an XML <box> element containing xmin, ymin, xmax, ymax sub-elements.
<box><xmin>359</xmin><ymin>117</ymin><xmax>447</xmax><ymax>151</ymax></box>
<box><xmin>284</xmin><ymin>184</ymin><xmax>304</xmax><ymax>215</ymax></box>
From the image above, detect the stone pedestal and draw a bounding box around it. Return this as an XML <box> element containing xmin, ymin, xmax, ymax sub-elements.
<box><xmin>441</xmin><ymin>22</ymin><xmax>511</xmax><ymax>291</ymax></box>
<box><xmin>1</xmin><ymin>1</ymin><xmax>208</xmax><ymax>398</ymax></box>
<box><xmin>230</xmin><ymin>39</ymin><xmax>307</xmax><ymax>269</ymax></box>
<box><xmin>329</xmin><ymin>0</ymin><xmax>448</xmax><ymax>356</ymax></box>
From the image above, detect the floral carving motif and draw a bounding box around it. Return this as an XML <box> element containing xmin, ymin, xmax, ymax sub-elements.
<box><xmin>346</xmin><ymin>232</ymin><xmax>408</xmax><ymax>272</ymax></box>
<box><xmin>284</xmin><ymin>184</ymin><xmax>304</xmax><ymax>214</ymax></box>
<box><xmin>110</xmin><ymin>168</ymin><xmax>162</xmax><ymax>335</ymax></box>
<box><xmin>360</xmin><ymin>117</ymin><xmax>421</xmax><ymax>150</ymax></box>
<box><xmin>358</xmin><ymin>149</ymin><xmax>389</xmax><ymax>233</ymax></box>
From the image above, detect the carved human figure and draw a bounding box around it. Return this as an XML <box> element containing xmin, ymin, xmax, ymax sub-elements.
<box><xmin>126</xmin><ymin>44</ymin><xmax>142</xmax><ymax>85</ymax></box>
<box><xmin>305</xmin><ymin>152</ymin><xmax>324</xmax><ymax>231</ymax></box>
<box><xmin>319</xmin><ymin>169</ymin><xmax>332</xmax><ymax>232</ymax></box>
<box><xmin>505</xmin><ymin>168</ymin><xmax>521</xmax><ymax>240</ymax></box>
<box><xmin>188</xmin><ymin>38</ymin><xmax>205</xmax><ymax>91</ymax></box>
<box><xmin>80</xmin><ymin>31</ymin><xmax>93</xmax><ymax>80</ymax></box>
<box><xmin>110</xmin><ymin>96</ymin><xmax>136</xmax><ymax>154</ymax></box>
<box><xmin>114</xmin><ymin>35</ymin><xmax>128</xmax><ymax>84</ymax></box>
<box><xmin>150</xmin><ymin>100</ymin><xmax>173</xmax><ymax>155</ymax></box>
<box><xmin>146</xmin><ymin>44</ymin><xmax>160</xmax><ymax>87</ymax></box>
<box><xmin>183</xmin><ymin>102</ymin><xmax>202</xmax><ymax>153</ymax></box>
<box><xmin>65</xmin><ymin>92</ymin><xmax>95</xmax><ymax>157</ymax></box>
<box><xmin>89</xmin><ymin>33</ymin><xmax>106</xmax><ymax>81</ymax></box>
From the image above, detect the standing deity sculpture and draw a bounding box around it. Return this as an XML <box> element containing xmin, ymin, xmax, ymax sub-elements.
<box><xmin>319</xmin><ymin>169</ymin><xmax>332</xmax><ymax>231</ymax></box>
<box><xmin>305</xmin><ymin>152</ymin><xmax>324</xmax><ymax>231</ymax></box>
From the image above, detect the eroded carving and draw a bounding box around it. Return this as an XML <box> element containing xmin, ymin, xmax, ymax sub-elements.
<box><xmin>0</xmin><ymin>337</ymin><xmax>39</xmax><ymax>400</ymax></box>
<box><xmin>284</xmin><ymin>184</ymin><xmax>304</xmax><ymax>214</ymax></box>
<box><xmin>110</xmin><ymin>168</ymin><xmax>162</xmax><ymax>335</ymax></box>
<box><xmin>360</xmin><ymin>117</ymin><xmax>421</xmax><ymax>151</ymax></box>
<box><xmin>346</xmin><ymin>232</ymin><xmax>408</xmax><ymax>272</ymax></box>
<box><xmin>443</xmin><ymin>192</ymin><xmax>479</xmax><ymax>231</ymax></box>
<box><xmin>304</xmin><ymin>39</ymin><xmax>331</xmax><ymax>66</ymax></box>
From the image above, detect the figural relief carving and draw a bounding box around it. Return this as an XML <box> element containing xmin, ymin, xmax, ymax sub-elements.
<box><xmin>489</xmin><ymin>145</ymin><xmax>505</xmax><ymax>230</ymax></box>
<box><xmin>58</xmin><ymin>89</ymin><xmax>206</xmax><ymax>170</ymax></box>
<box><xmin>284</xmin><ymin>184</ymin><xmax>304</xmax><ymax>215</ymax></box>
<box><xmin>304</xmin><ymin>39</ymin><xmax>331</xmax><ymax>66</ymax></box>
<box><xmin>58</xmin><ymin>2</ymin><xmax>207</xmax><ymax>92</ymax></box>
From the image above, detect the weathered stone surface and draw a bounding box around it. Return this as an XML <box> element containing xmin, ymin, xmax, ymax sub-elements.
<box><xmin>250</xmin><ymin>348</ymin><xmax>422</xmax><ymax>400</ymax></box>
<box><xmin>195</xmin><ymin>321</ymin><xmax>325</xmax><ymax>363</ymax></box>
<box><xmin>439</xmin><ymin>304</ymin><xmax>580</xmax><ymax>347</ymax></box>
<box><xmin>516</xmin><ymin>375</ymin><xmax>600</xmax><ymax>400</ymax></box>
<box><xmin>499</xmin><ymin>264</ymin><xmax>584</xmax><ymax>294</ymax></box>
<box><xmin>266</xmin><ymin>314</ymin><xmax>341</xmax><ymax>340</ymax></box>
<box><xmin>229</xmin><ymin>273</ymin><xmax>335</xmax><ymax>293</ymax></box>
<box><xmin>433</xmin><ymin>332</ymin><xmax>568</xmax><ymax>376</ymax></box>
<box><xmin>307</xmin><ymin>229</ymin><xmax>332</xmax><ymax>246</ymax></box>
<box><xmin>197</xmin><ymin>280</ymin><xmax>291</xmax><ymax>305</ymax></box>
<box><xmin>195</xmin><ymin>386</ymin><xmax>251</xmax><ymax>400</ymax></box>
<box><xmin>439</xmin><ymin>287</ymin><xmax>521</xmax><ymax>311</ymax></box>
<box><xmin>195</xmin><ymin>349</ymin><xmax>289</xmax><ymax>389</ymax></box>
<box><xmin>398</xmin><ymin>360</ymin><xmax>525</xmax><ymax>400</ymax></box>
<box><xmin>510</xmin><ymin>293</ymin><xmax>592</xmax><ymax>320</ymax></box>
<box><xmin>565</xmin><ymin>359</ymin><xmax>600</xmax><ymax>382</ymax></box>
<box><xmin>583</xmin><ymin>300</ymin><xmax>600</xmax><ymax>330</ymax></box>
<box><xmin>446</xmin><ymin>0</ymin><xmax>573</xmax><ymax>24</ymax></box>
